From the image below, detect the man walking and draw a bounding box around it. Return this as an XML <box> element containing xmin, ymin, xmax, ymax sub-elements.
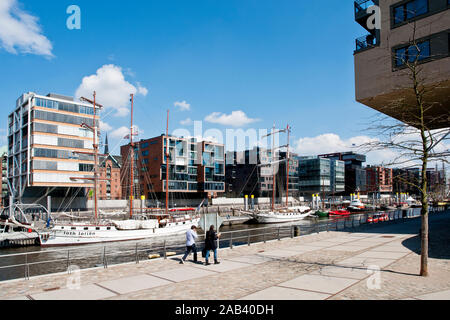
<box><xmin>180</xmin><ymin>226</ymin><xmax>198</xmax><ymax>264</ymax></box>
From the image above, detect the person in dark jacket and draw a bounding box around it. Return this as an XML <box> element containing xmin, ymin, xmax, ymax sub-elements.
<box><xmin>204</xmin><ymin>225</ymin><xmax>221</xmax><ymax>265</ymax></box>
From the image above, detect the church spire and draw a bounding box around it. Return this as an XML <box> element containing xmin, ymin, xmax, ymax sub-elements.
<box><xmin>104</xmin><ymin>134</ymin><xmax>109</xmax><ymax>155</ymax></box>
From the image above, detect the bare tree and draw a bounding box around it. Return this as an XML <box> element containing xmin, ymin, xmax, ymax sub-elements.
<box><xmin>361</xmin><ymin>21</ymin><xmax>450</xmax><ymax>277</ymax></box>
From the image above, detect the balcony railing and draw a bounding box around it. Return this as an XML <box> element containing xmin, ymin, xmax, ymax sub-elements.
<box><xmin>354</xmin><ymin>0</ymin><xmax>377</xmax><ymax>16</ymax></box>
<box><xmin>355</xmin><ymin>34</ymin><xmax>379</xmax><ymax>53</ymax></box>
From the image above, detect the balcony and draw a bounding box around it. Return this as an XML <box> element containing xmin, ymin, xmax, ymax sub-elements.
<box><xmin>355</xmin><ymin>34</ymin><xmax>379</xmax><ymax>53</ymax></box>
<box><xmin>354</xmin><ymin>0</ymin><xmax>378</xmax><ymax>34</ymax></box>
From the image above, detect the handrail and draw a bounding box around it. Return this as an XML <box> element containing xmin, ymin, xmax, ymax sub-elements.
<box><xmin>0</xmin><ymin>207</ymin><xmax>436</xmax><ymax>282</ymax></box>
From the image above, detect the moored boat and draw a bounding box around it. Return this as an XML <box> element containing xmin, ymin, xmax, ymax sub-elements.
<box><xmin>329</xmin><ymin>209</ymin><xmax>351</xmax><ymax>217</ymax></box>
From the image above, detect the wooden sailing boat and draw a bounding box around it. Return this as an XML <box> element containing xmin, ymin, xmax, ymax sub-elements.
<box><xmin>39</xmin><ymin>95</ymin><xmax>200</xmax><ymax>247</ymax></box>
<box><xmin>242</xmin><ymin>124</ymin><xmax>311</xmax><ymax>224</ymax></box>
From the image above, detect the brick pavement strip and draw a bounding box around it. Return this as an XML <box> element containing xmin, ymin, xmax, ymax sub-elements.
<box><xmin>1</xmin><ymin>212</ymin><xmax>450</xmax><ymax>300</ymax></box>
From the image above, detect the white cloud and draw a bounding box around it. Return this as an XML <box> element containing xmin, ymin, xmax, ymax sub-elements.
<box><xmin>110</xmin><ymin>125</ymin><xmax>143</xmax><ymax>140</ymax></box>
<box><xmin>137</xmin><ymin>83</ymin><xmax>148</xmax><ymax>96</ymax></box>
<box><xmin>294</xmin><ymin>133</ymin><xmax>400</xmax><ymax>166</ymax></box>
<box><xmin>204</xmin><ymin>110</ymin><xmax>260</xmax><ymax>127</ymax></box>
<box><xmin>174</xmin><ymin>101</ymin><xmax>191</xmax><ymax>111</ymax></box>
<box><xmin>180</xmin><ymin>118</ymin><xmax>193</xmax><ymax>126</ymax></box>
<box><xmin>75</xmin><ymin>64</ymin><xmax>148</xmax><ymax>117</ymax></box>
<box><xmin>99</xmin><ymin>120</ymin><xmax>112</xmax><ymax>132</ymax></box>
<box><xmin>0</xmin><ymin>0</ymin><xmax>53</xmax><ymax>57</ymax></box>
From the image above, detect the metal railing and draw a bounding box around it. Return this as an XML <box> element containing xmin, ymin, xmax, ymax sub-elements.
<box><xmin>355</xmin><ymin>34</ymin><xmax>378</xmax><ymax>52</ymax></box>
<box><xmin>355</xmin><ymin>0</ymin><xmax>377</xmax><ymax>15</ymax></box>
<box><xmin>0</xmin><ymin>207</ymin><xmax>446</xmax><ymax>282</ymax></box>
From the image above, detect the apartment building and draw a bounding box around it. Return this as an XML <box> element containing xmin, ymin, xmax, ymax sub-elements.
<box><xmin>354</xmin><ymin>0</ymin><xmax>450</xmax><ymax>129</ymax></box>
<box><xmin>364</xmin><ymin>165</ymin><xmax>394</xmax><ymax>194</ymax></box>
<box><xmin>7</xmin><ymin>93</ymin><xmax>97</xmax><ymax>203</ymax></box>
<box><xmin>278</xmin><ymin>152</ymin><xmax>300</xmax><ymax>198</ymax></box>
<box><xmin>225</xmin><ymin>147</ymin><xmax>275</xmax><ymax>198</ymax></box>
<box><xmin>298</xmin><ymin>157</ymin><xmax>345</xmax><ymax>195</ymax></box>
<box><xmin>120</xmin><ymin>135</ymin><xmax>225</xmax><ymax>202</ymax></box>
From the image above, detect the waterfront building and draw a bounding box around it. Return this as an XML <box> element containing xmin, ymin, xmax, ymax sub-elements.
<box><xmin>319</xmin><ymin>152</ymin><xmax>367</xmax><ymax>195</ymax></box>
<box><xmin>120</xmin><ymin>135</ymin><xmax>225</xmax><ymax>203</ymax></box>
<box><xmin>7</xmin><ymin>92</ymin><xmax>97</xmax><ymax>206</ymax></box>
<box><xmin>97</xmin><ymin>136</ymin><xmax>122</xmax><ymax>200</ymax></box>
<box><xmin>298</xmin><ymin>156</ymin><xmax>345</xmax><ymax>195</ymax></box>
<box><xmin>393</xmin><ymin>167</ymin><xmax>420</xmax><ymax>195</ymax></box>
<box><xmin>354</xmin><ymin>0</ymin><xmax>450</xmax><ymax>129</ymax></box>
<box><xmin>364</xmin><ymin>165</ymin><xmax>393</xmax><ymax>195</ymax></box>
<box><xmin>225</xmin><ymin>147</ymin><xmax>275</xmax><ymax>198</ymax></box>
<box><xmin>278</xmin><ymin>152</ymin><xmax>300</xmax><ymax>198</ymax></box>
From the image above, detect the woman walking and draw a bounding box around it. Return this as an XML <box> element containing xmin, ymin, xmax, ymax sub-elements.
<box><xmin>204</xmin><ymin>225</ymin><xmax>221</xmax><ymax>266</ymax></box>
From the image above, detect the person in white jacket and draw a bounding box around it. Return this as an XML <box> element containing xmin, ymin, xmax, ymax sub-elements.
<box><xmin>180</xmin><ymin>226</ymin><xmax>198</xmax><ymax>264</ymax></box>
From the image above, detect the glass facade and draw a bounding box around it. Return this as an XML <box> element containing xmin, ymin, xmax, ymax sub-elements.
<box><xmin>35</xmin><ymin>97</ymin><xmax>94</xmax><ymax>115</ymax></box>
<box><xmin>394</xmin><ymin>0</ymin><xmax>428</xmax><ymax>25</ymax></box>
<box><xmin>33</xmin><ymin>110</ymin><xmax>99</xmax><ymax>127</ymax></box>
<box><xmin>395</xmin><ymin>40</ymin><xmax>431</xmax><ymax>67</ymax></box>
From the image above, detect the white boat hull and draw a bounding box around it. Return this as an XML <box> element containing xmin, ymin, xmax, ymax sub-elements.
<box><xmin>254</xmin><ymin>212</ymin><xmax>311</xmax><ymax>224</ymax></box>
<box><xmin>40</xmin><ymin>219</ymin><xmax>199</xmax><ymax>247</ymax></box>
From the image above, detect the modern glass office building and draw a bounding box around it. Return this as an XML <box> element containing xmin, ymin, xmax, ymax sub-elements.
<box><xmin>120</xmin><ymin>135</ymin><xmax>225</xmax><ymax>201</ymax></box>
<box><xmin>7</xmin><ymin>92</ymin><xmax>98</xmax><ymax>203</ymax></box>
<box><xmin>298</xmin><ymin>156</ymin><xmax>345</xmax><ymax>195</ymax></box>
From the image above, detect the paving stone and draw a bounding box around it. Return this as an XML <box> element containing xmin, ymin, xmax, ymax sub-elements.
<box><xmin>415</xmin><ymin>289</ymin><xmax>450</xmax><ymax>300</ymax></box>
<box><xmin>150</xmin><ymin>266</ymin><xmax>216</xmax><ymax>283</ymax></box>
<box><xmin>226</xmin><ymin>255</ymin><xmax>272</xmax><ymax>265</ymax></box>
<box><xmin>6</xmin><ymin>296</ymin><xmax>31</xmax><ymax>300</ymax></box>
<box><xmin>97</xmin><ymin>274</ymin><xmax>172</xmax><ymax>294</ymax></box>
<box><xmin>370</xmin><ymin>246</ymin><xmax>413</xmax><ymax>253</ymax></box>
<box><xmin>282</xmin><ymin>245</ymin><xmax>321</xmax><ymax>253</ymax></box>
<box><xmin>240</xmin><ymin>286</ymin><xmax>330</xmax><ymax>300</ymax></box>
<box><xmin>278</xmin><ymin>274</ymin><xmax>359</xmax><ymax>294</ymax></box>
<box><xmin>257</xmin><ymin>249</ymin><xmax>299</xmax><ymax>258</ymax></box>
<box><xmin>325</xmin><ymin>245</ymin><xmax>370</xmax><ymax>252</ymax></box>
<box><xmin>355</xmin><ymin>251</ymin><xmax>409</xmax><ymax>260</ymax></box>
<box><xmin>336</xmin><ymin>257</ymin><xmax>396</xmax><ymax>269</ymax></box>
<box><xmin>310</xmin><ymin>266</ymin><xmax>369</xmax><ymax>280</ymax></box>
<box><xmin>291</xmin><ymin>241</ymin><xmax>339</xmax><ymax>248</ymax></box>
<box><xmin>193</xmin><ymin>260</ymin><xmax>251</xmax><ymax>273</ymax></box>
<box><xmin>30</xmin><ymin>284</ymin><xmax>116</xmax><ymax>300</ymax></box>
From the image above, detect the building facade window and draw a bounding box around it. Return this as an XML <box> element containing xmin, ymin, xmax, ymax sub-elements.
<box><xmin>395</xmin><ymin>40</ymin><xmax>431</xmax><ymax>67</ymax></box>
<box><xmin>394</xmin><ymin>0</ymin><xmax>429</xmax><ymax>25</ymax></box>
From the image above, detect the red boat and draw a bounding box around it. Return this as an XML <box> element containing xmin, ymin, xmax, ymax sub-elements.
<box><xmin>329</xmin><ymin>209</ymin><xmax>351</xmax><ymax>217</ymax></box>
<box><xmin>169</xmin><ymin>208</ymin><xmax>196</xmax><ymax>212</ymax></box>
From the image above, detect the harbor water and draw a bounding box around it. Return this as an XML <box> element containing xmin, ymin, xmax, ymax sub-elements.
<box><xmin>0</xmin><ymin>208</ymin><xmax>423</xmax><ymax>282</ymax></box>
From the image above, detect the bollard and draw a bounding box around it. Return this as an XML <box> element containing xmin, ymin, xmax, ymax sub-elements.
<box><xmin>278</xmin><ymin>227</ymin><xmax>281</xmax><ymax>241</ymax></box>
<box><xmin>163</xmin><ymin>240</ymin><xmax>167</xmax><ymax>259</ymax></box>
<box><xmin>135</xmin><ymin>243</ymin><xmax>139</xmax><ymax>264</ymax></box>
<box><xmin>230</xmin><ymin>233</ymin><xmax>233</xmax><ymax>249</ymax></box>
<box><xmin>290</xmin><ymin>226</ymin><xmax>294</xmax><ymax>239</ymax></box>
<box><xmin>294</xmin><ymin>226</ymin><xmax>300</xmax><ymax>237</ymax></box>
<box><xmin>103</xmin><ymin>247</ymin><xmax>108</xmax><ymax>268</ymax></box>
<box><xmin>248</xmin><ymin>232</ymin><xmax>251</xmax><ymax>246</ymax></box>
<box><xmin>67</xmin><ymin>250</ymin><xmax>70</xmax><ymax>271</ymax></box>
<box><xmin>263</xmin><ymin>230</ymin><xmax>266</xmax><ymax>243</ymax></box>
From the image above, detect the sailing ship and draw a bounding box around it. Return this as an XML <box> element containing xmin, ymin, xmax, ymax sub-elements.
<box><xmin>240</xmin><ymin>124</ymin><xmax>312</xmax><ymax>224</ymax></box>
<box><xmin>39</xmin><ymin>93</ymin><xmax>199</xmax><ymax>247</ymax></box>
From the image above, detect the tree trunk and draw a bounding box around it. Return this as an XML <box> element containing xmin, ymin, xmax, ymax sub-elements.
<box><xmin>420</xmin><ymin>147</ymin><xmax>429</xmax><ymax>277</ymax></box>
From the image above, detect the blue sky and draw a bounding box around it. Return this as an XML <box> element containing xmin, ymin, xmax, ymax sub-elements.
<box><xmin>0</xmin><ymin>0</ymin><xmax>387</xmax><ymax>162</ymax></box>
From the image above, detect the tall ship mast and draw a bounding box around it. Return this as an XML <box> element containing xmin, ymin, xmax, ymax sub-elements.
<box><xmin>38</xmin><ymin>94</ymin><xmax>200</xmax><ymax>247</ymax></box>
<box><xmin>240</xmin><ymin>123</ymin><xmax>312</xmax><ymax>224</ymax></box>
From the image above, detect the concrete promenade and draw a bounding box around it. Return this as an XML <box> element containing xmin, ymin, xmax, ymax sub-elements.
<box><xmin>1</xmin><ymin>211</ymin><xmax>450</xmax><ymax>300</ymax></box>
